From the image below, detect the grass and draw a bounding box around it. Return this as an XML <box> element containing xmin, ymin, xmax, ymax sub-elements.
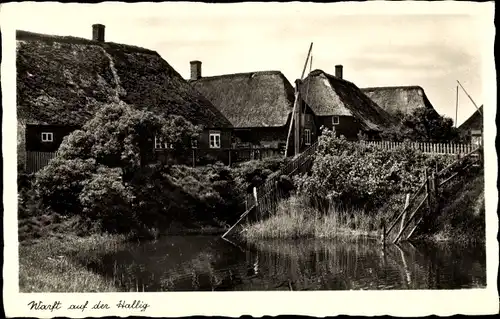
<box><xmin>241</xmin><ymin>164</ymin><xmax>485</xmax><ymax>243</ymax></box>
<box><xmin>19</xmin><ymin>233</ymin><xmax>126</xmax><ymax>292</ymax></box>
<box><xmin>241</xmin><ymin>196</ymin><xmax>392</xmax><ymax>241</ymax></box>
<box><xmin>414</xmin><ymin>166</ymin><xmax>485</xmax><ymax>244</ymax></box>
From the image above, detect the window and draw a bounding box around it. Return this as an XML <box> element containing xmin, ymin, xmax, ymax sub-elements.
<box><xmin>209</xmin><ymin>132</ymin><xmax>221</xmax><ymax>149</ymax></box>
<box><xmin>304</xmin><ymin>129</ymin><xmax>311</xmax><ymax>146</ymax></box>
<box><xmin>154</xmin><ymin>136</ymin><xmax>173</xmax><ymax>149</ymax></box>
<box><xmin>191</xmin><ymin>138</ymin><xmax>198</xmax><ymax>149</ymax></box>
<box><xmin>332</xmin><ymin>116</ymin><xmax>340</xmax><ymax>125</ymax></box>
<box><xmin>41</xmin><ymin>132</ymin><xmax>53</xmax><ymax>142</ymax></box>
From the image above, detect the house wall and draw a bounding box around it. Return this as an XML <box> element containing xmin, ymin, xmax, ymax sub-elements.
<box><xmin>316</xmin><ymin>115</ymin><xmax>367</xmax><ymax>141</ymax></box>
<box><xmin>300</xmin><ymin>109</ymin><xmax>318</xmax><ymax>150</ymax></box>
<box><xmin>197</xmin><ymin>128</ymin><xmax>232</xmax><ymax>149</ymax></box>
<box><xmin>152</xmin><ymin>128</ymin><xmax>233</xmax><ymax>166</ymax></box>
<box><xmin>25</xmin><ymin>124</ymin><xmax>81</xmax><ymax>153</ymax></box>
<box><xmin>233</xmin><ymin>127</ymin><xmax>287</xmax><ymax>148</ymax></box>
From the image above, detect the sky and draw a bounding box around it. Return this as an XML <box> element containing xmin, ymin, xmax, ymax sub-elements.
<box><xmin>4</xmin><ymin>2</ymin><xmax>493</xmax><ymax>126</ymax></box>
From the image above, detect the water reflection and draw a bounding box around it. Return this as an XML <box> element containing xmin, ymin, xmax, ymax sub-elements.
<box><xmin>88</xmin><ymin>235</ymin><xmax>486</xmax><ymax>291</ymax></box>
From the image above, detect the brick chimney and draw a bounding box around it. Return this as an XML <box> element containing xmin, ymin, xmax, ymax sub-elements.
<box><xmin>92</xmin><ymin>24</ymin><xmax>105</xmax><ymax>42</ymax></box>
<box><xmin>335</xmin><ymin>65</ymin><xmax>343</xmax><ymax>79</ymax></box>
<box><xmin>190</xmin><ymin>61</ymin><xmax>202</xmax><ymax>80</ymax></box>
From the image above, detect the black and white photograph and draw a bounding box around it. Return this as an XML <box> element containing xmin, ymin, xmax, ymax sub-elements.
<box><xmin>2</xmin><ymin>1</ymin><xmax>497</xmax><ymax>317</ymax></box>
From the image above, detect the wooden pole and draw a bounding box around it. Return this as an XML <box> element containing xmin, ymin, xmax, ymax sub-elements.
<box><xmin>425</xmin><ymin>168</ymin><xmax>431</xmax><ymax>215</ymax></box>
<box><xmin>393</xmin><ymin>195</ymin><xmax>428</xmax><ymax>243</ymax></box>
<box><xmin>399</xmin><ymin>193</ymin><xmax>410</xmax><ymax>234</ymax></box>
<box><xmin>381</xmin><ymin>218</ymin><xmax>386</xmax><ymax>248</ymax></box>
<box><xmin>285</xmin><ymin>43</ymin><xmax>313</xmax><ymax>158</ymax></box>
<box><xmin>455</xmin><ymin>85</ymin><xmax>459</xmax><ymax>128</ymax></box>
<box><xmin>192</xmin><ymin>149</ymin><xmax>195</xmax><ymax>168</ymax></box>
<box><xmin>457</xmin><ymin>80</ymin><xmax>482</xmax><ymax>115</ymax></box>
<box><xmin>295</xmin><ymin>89</ymin><xmax>301</xmax><ymax>156</ymax></box>
<box><xmin>253</xmin><ymin>187</ymin><xmax>260</xmax><ymax>220</ymax></box>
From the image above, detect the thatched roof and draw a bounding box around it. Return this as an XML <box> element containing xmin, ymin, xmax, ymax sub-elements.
<box><xmin>459</xmin><ymin>105</ymin><xmax>483</xmax><ymax>132</ymax></box>
<box><xmin>299</xmin><ymin>70</ymin><xmax>395</xmax><ymax>131</ymax></box>
<box><xmin>361</xmin><ymin>85</ymin><xmax>437</xmax><ymax>117</ymax></box>
<box><xmin>190</xmin><ymin>71</ymin><xmax>295</xmax><ymax>128</ymax></box>
<box><xmin>16</xmin><ymin>30</ymin><xmax>232</xmax><ymax>128</ymax></box>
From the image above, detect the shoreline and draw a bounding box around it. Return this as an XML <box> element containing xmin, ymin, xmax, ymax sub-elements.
<box><xmin>19</xmin><ymin>222</ymin><xmax>483</xmax><ymax>293</ymax></box>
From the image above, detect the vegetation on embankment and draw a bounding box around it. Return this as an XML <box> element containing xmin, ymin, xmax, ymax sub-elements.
<box><xmin>18</xmin><ymin>103</ymin><xmax>290</xmax><ymax>243</ymax></box>
<box><xmin>19</xmin><ymin>233</ymin><xmax>125</xmax><ymax>292</ymax></box>
<box><xmin>242</xmin><ymin>196</ymin><xmax>389</xmax><ymax>240</ymax></box>
<box><xmin>414</xmin><ymin>166</ymin><xmax>485</xmax><ymax>243</ymax></box>
<box><xmin>242</xmin><ymin>130</ymin><xmax>483</xmax><ymax>242</ymax></box>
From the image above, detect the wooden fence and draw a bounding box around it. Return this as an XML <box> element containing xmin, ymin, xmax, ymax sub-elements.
<box><xmin>156</xmin><ymin>147</ymin><xmax>283</xmax><ymax>167</ymax></box>
<box><xmin>26</xmin><ymin>151</ymin><xmax>58</xmax><ymax>173</ymax></box>
<box><xmin>384</xmin><ymin>146</ymin><xmax>482</xmax><ymax>243</ymax></box>
<box><xmin>222</xmin><ymin>141</ymin><xmax>319</xmax><ymax>238</ymax></box>
<box><xmin>24</xmin><ymin>147</ymin><xmax>283</xmax><ymax>173</ymax></box>
<box><xmin>359</xmin><ymin>140</ymin><xmax>476</xmax><ymax>155</ymax></box>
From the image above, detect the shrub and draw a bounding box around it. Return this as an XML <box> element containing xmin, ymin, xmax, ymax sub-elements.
<box><xmin>232</xmin><ymin>156</ymin><xmax>290</xmax><ymax>194</ymax></box>
<box><xmin>295</xmin><ymin>129</ymin><xmax>455</xmax><ymax>211</ymax></box>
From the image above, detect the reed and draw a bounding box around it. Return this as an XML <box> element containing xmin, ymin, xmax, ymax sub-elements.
<box><xmin>241</xmin><ymin>196</ymin><xmax>390</xmax><ymax>241</ymax></box>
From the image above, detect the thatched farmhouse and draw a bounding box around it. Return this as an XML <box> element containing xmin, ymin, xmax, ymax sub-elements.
<box><xmin>17</xmin><ymin>25</ymin><xmax>232</xmax><ymax>172</ymax></box>
<box><xmin>361</xmin><ymin>85</ymin><xmax>439</xmax><ymax>118</ymax></box>
<box><xmin>458</xmin><ymin>105</ymin><xmax>483</xmax><ymax>145</ymax></box>
<box><xmin>190</xmin><ymin>61</ymin><xmax>318</xmax><ymax>156</ymax></box>
<box><xmin>298</xmin><ymin>66</ymin><xmax>394</xmax><ymax>140</ymax></box>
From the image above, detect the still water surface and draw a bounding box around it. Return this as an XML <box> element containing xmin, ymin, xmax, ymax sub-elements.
<box><xmin>90</xmin><ymin>236</ymin><xmax>486</xmax><ymax>291</ymax></box>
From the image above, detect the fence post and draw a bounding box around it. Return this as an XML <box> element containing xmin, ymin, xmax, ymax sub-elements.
<box><xmin>399</xmin><ymin>193</ymin><xmax>410</xmax><ymax>235</ymax></box>
<box><xmin>425</xmin><ymin>168</ymin><xmax>430</xmax><ymax>215</ymax></box>
<box><xmin>228</xmin><ymin>149</ymin><xmax>232</xmax><ymax>167</ymax></box>
<box><xmin>433</xmin><ymin>171</ymin><xmax>439</xmax><ymax>214</ymax></box>
<box><xmin>253</xmin><ymin>187</ymin><xmax>260</xmax><ymax>220</ymax></box>
<box><xmin>381</xmin><ymin>218</ymin><xmax>386</xmax><ymax>247</ymax></box>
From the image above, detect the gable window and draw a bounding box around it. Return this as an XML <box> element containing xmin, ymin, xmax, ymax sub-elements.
<box><xmin>304</xmin><ymin>129</ymin><xmax>311</xmax><ymax>146</ymax></box>
<box><xmin>154</xmin><ymin>136</ymin><xmax>173</xmax><ymax>149</ymax></box>
<box><xmin>332</xmin><ymin>116</ymin><xmax>340</xmax><ymax>125</ymax></box>
<box><xmin>41</xmin><ymin>132</ymin><xmax>53</xmax><ymax>142</ymax></box>
<box><xmin>209</xmin><ymin>132</ymin><xmax>221</xmax><ymax>149</ymax></box>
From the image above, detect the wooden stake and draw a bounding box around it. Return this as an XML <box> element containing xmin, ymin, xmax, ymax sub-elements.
<box><xmin>399</xmin><ymin>193</ymin><xmax>410</xmax><ymax>234</ymax></box>
<box><xmin>381</xmin><ymin>218</ymin><xmax>386</xmax><ymax>248</ymax></box>
<box><xmin>425</xmin><ymin>168</ymin><xmax>431</xmax><ymax>215</ymax></box>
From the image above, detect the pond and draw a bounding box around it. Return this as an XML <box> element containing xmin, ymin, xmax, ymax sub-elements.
<box><xmin>88</xmin><ymin>235</ymin><xmax>486</xmax><ymax>291</ymax></box>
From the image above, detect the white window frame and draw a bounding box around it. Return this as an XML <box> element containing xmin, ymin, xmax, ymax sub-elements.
<box><xmin>304</xmin><ymin>129</ymin><xmax>311</xmax><ymax>146</ymax></box>
<box><xmin>332</xmin><ymin>116</ymin><xmax>340</xmax><ymax>125</ymax></box>
<box><xmin>154</xmin><ymin>136</ymin><xmax>173</xmax><ymax>150</ymax></box>
<box><xmin>191</xmin><ymin>138</ymin><xmax>198</xmax><ymax>149</ymax></box>
<box><xmin>41</xmin><ymin>132</ymin><xmax>53</xmax><ymax>142</ymax></box>
<box><xmin>209</xmin><ymin>132</ymin><xmax>221</xmax><ymax>149</ymax></box>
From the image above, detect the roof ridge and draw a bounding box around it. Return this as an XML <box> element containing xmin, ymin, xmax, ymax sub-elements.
<box><xmin>307</xmin><ymin>69</ymin><xmax>360</xmax><ymax>87</ymax></box>
<box><xmin>16</xmin><ymin>29</ymin><xmax>157</xmax><ymax>54</ymax></box>
<box><xmin>361</xmin><ymin>85</ymin><xmax>424</xmax><ymax>91</ymax></box>
<box><xmin>192</xmin><ymin>70</ymin><xmax>284</xmax><ymax>82</ymax></box>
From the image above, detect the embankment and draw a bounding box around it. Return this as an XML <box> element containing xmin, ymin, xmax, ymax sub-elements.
<box><xmin>414</xmin><ymin>165</ymin><xmax>485</xmax><ymax>243</ymax></box>
<box><xmin>241</xmin><ymin>166</ymin><xmax>485</xmax><ymax>243</ymax></box>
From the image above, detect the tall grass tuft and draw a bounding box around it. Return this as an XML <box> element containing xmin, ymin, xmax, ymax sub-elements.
<box><xmin>241</xmin><ymin>196</ymin><xmax>390</xmax><ymax>241</ymax></box>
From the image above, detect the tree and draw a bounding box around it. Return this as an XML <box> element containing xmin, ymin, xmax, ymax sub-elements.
<box><xmin>57</xmin><ymin>101</ymin><xmax>201</xmax><ymax>171</ymax></box>
<box><xmin>381</xmin><ymin>107</ymin><xmax>460</xmax><ymax>143</ymax></box>
<box><xmin>34</xmin><ymin>102</ymin><xmax>203</xmax><ymax>234</ymax></box>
